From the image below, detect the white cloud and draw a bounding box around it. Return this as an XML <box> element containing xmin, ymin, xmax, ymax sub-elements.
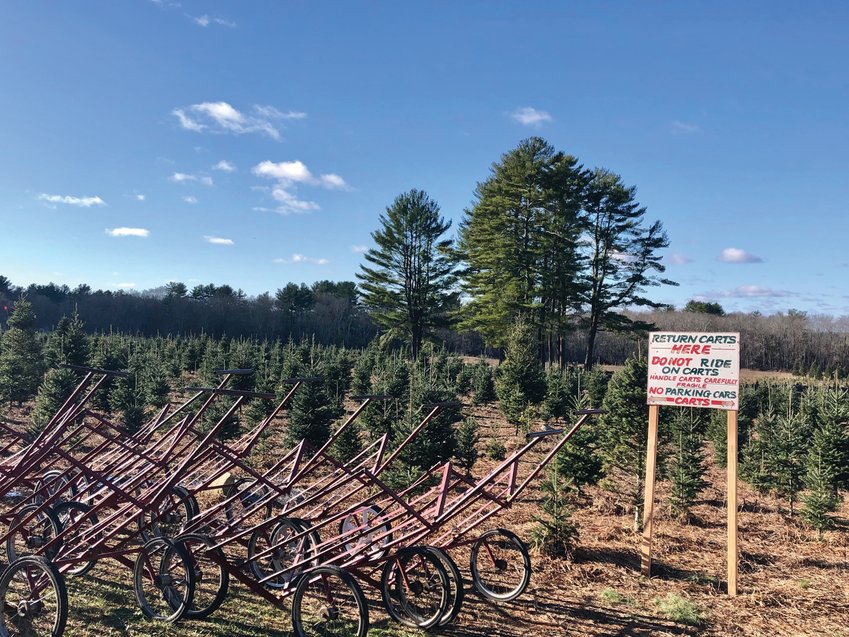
<box><xmin>254</xmin><ymin>105</ymin><xmax>307</xmax><ymax>120</ymax></box>
<box><xmin>192</xmin><ymin>15</ymin><xmax>236</xmax><ymax>28</ymax></box>
<box><xmin>718</xmin><ymin>247</ymin><xmax>763</xmax><ymax>264</ymax></box>
<box><xmin>204</xmin><ymin>236</ymin><xmax>234</xmax><ymax>245</ymax></box>
<box><xmin>107</xmin><ymin>227</ymin><xmax>150</xmax><ymax>238</ymax></box>
<box><xmin>351</xmin><ymin>245</ymin><xmax>368</xmax><ymax>253</ymax></box>
<box><xmin>270</xmin><ymin>187</ymin><xmax>319</xmax><ymax>214</ymax></box>
<box><xmin>671</xmin><ymin>120</ymin><xmax>701</xmax><ymax>134</ymax></box>
<box><xmin>666</xmin><ymin>252</ymin><xmax>692</xmax><ymax>265</ymax></box>
<box><xmin>702</xmin><ymin>285</ymin><xmax>791</xmax><ymax>299</ymax></box>
<box><xmin>319</xmin><ymin>173</ymin><xmax>349</xmax><ymax>190</ymax></box>
<box><xmin>169</xmin><ymin>172</ymin><xmax>214</xmax><ymax>186</ymax></box>
<box><xmin>173</xmin><ymin>101</ymin><xmax>301</xmax><ymax>140</ymax></box>
<box><xmin>273</xmin><ymin>253</ymin><xmax>329</xmax><ymax>265</ymax></box>
<box><xmin>511</xmin><ymin>106</ymin><xmax>553</xmax><ymax>127</ymax></box>
<box><xmin>213</xmin><ymin>160</ymin><xmax>235</xmax><ymax>172</ymax></box>
<box><xmin>116</xmin><ymin>282</ymin><xmax>136</xmax><ymax>289</ymax></box>
<box><xmin>252</xmin><ymin>160</ymin><xmax>348</xmax><ymax>214</ymax></box>
<box><xmin>182</xmin><ymin>196</ymin><xmax>198</xmax><ymax>204</ymax></box>
<box><xmin>173</xmin><ymin>109</ymin><xmax>205</xmax><ymax>132</ymax></box>
<box><xmin>254</xmin><ymin>160</ymin><xmax>313</xmax><ymax>183</ymax></box>
<box><xmin>135</xmin><ymin>194</ymin><xmax>146</xmax><ymax>201</ymax></box>
<box><xmin>38</xmin><ymin>193</ymin><xmax>106</xmax><ymax>207</ymax></box>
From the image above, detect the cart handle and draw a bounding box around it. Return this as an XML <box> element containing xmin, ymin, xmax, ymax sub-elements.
<box><xmin>59</xmin><ymin>363</ymin><xmax>131</xmax><ymax>378</ymax></box>
<box><xmin>183</xmin><ymin>387</ymin><xmax>276</xmax><ymax>399</ymax></box>
<box><xmin>350</xmin><ymin>394</ymin><xmax>395</xmax><ymax>400</ymax></box>
<box><xmin>213</xmin><ymin>368</ymin><xmax>254</xmax><ymax>375</ymax></box>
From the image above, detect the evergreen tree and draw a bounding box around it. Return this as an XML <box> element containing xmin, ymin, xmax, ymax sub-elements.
<box><xmin>454</xmin><ymin>417</ymin><xmax>480</xmax><ymax>474</ymax></box>
<box><xmin>578</xmin><ymin>169</ymin><xmax>675</xmax><ymax>369</ymax></box>
<box><xmin>667</xmin><ymin>409</ymin><xmax>708</xmax><ymax>521</ymax></box>
<box><xmin>530</xmin><ymin>461</ymin><xmax>580</xmax><ymax>558</ymax></box>
<box><xmin>742</xmin><ymin>411</ymin><xmax>809</xmax><ymax>516</ymax></box>
<box><xmin>284</xmin><ymin>363</ymin><xmax>338</xmax><ymax>450</ymax></box>
<box><xmin>472</xmin><ymin>359</ymin><xmax>496</xmax><ymax>404</ymax></box>
<box><xmin>543</xmin><ymin>368</ymin><xmax>571</xmax><ymax>420</ymax></box>
<box><xmin>109</xmin><ymin>374</ymin><xmax>148</xmax><ymax>433</ymax></box>
<box><xmin>551</xmin><ymin>394</ymin><xmax>603</xmax><ymax>495</ymax></box>
<box><xmin>458</xmin><ymin>137</ymin><xmax>588</xmax><ymax>363</ymax></box>
<box><xmin>357</xmin><ymin>189</ymin><xmax>459</xmax><ymax>358</ymax></box>
<box><xmin>495</xmin><ymin>318</ymin><xmax>546</xmax><ymax>426</ymax></box>
<box><xmin>331</xmin><ymin>418</ymin><xmax>363</xmax><ymax>464</ymax></box>
<box><xmin>0</xmin><ymin>299</ymin><xmax>43</xmax><ymax>405</ymax></box>
<box><xmin>30</xmin><ymin>310</ymin><xmax>90</xmax><ymax>433</ymax></box>
<box><xmin>801</xmin><ymin>448</ymin><xmax>839</xmax><ymax>533</ymax></box>
<box><xmin>596</xmin><ymin>356</ymin><xmax>654</xmax><ymax>531</ymax></box>
<box><xmin>29</xmin><ymin>367</ymin><xmax>78</xmax><ymax>435</ymax></box>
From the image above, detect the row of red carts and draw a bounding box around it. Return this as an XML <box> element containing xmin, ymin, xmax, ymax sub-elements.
<box><xmin>0</xmin><ymin>364</ymin><xmax>600</xmax><ymax>637</ymax></box>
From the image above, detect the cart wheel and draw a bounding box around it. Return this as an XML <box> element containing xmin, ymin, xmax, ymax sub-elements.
<box><xmin>469</xmin><ymin>528</ymin><xmax>531</xmax><ymax>602</ymax></box>
<box><xmin>291</xmin><ymin>566</ymin><xmax>368</xmax><ymax>637</ymax></box>
<box><xmin>133</xmin><ymin>537</ymin><xmax>195</xmax><ymax>622</ymax></box>
<box><xmin>426</xmin><ymin>546</ymin><xmax>465</xmax><ymax>626</ymax></box>
<box><xmin>34</xmin><ymin>471</ymin><xmax>75</xmax><ymax>505</ymax></box>
<box><xmin>6</xmin><ymin>505</ymin><xmax>62</xmax><ymax>563</ymax></box>
<box><xmin>0</xmin><ymin>556</ymin><xmax>68</xmax><ymax>637</ymax></box>
<box><xmin>171</xmin><ymin>533</ymin><xmax>228</xmax><ymax>620</ymax></box>
<box><xmin>339</xmin><ymin>505</ymin><xmax>391</xmax><ymax>559</ymax></box>
<box><xmin>224</xmin><ymin>481</ymin><xmax>272</xmax><ymax>525</ymax></box>
<box><xmin>142</xmin><ymin>486</ymin><xmax>197</xmax><ymax>540</ymax></box>
<box><xmin>51</xmin><ymin>502</ymin><xmax>99</xmax><ymax>577</ymax></box>
<box><xmin>380</xmin><ymin>546</ymin><xmax>449</xmax><ymax>629</ymax></box>
<box><xmin>248</xmin><ymin>519</ymin><xmax>309</xmax><ymax>589</ymax></box>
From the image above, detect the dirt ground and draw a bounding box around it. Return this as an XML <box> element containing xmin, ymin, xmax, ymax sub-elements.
<box><xmin>2</xmin><ymin>386</ymin><xmax>849</xmax><ymax>637</ymax></box>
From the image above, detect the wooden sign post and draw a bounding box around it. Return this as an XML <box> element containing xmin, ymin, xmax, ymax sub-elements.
<box><xmin>643</xmin><ymin>332</ymin><xmax>741</xmax><ymax>596</ymax></box>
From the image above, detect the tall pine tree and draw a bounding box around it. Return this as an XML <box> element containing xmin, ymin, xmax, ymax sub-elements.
<box><xmin>357</xmin><ymin>189</ymin><xmax>459</xmax><ymax>359</ymax></box>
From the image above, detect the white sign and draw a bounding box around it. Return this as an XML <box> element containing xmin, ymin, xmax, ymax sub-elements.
<box><xmin>647</xmin><ymin>332</ymin><xmax>740</xmax><ymax>411</ymax></box>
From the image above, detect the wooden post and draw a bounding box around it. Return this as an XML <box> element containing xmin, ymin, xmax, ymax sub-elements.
<box><xmin>641</xmin><ymin>404</ymin><xmax>660</xmax><ymax>577</ymax></box>
<box><xmin>727</xmin><ymin>409</ymin><xmax>739</xmax><ymax>596</ymax></box>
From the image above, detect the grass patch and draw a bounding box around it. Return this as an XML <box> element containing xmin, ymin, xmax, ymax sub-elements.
<box><xmin>599</xmin><ymin>587</ymin><xmax>634</xmax><ymax>606</ymax></box>
<box><xmin>652</xmin><ymin>593</ymin><xmax>704</xmax><ymax>627</ymax></box>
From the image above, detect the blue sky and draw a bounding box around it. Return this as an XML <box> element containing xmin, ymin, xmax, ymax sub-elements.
<box><xmin>2</xmin><ymin>2</ymin><xmax>848</xmax><ymax>315</ymax></box>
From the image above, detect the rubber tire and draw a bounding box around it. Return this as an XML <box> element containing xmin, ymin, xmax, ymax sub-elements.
<box><xmin>141</xmin><ymin>486</ymin><xmax>197</xmax><ymax>540</ymax></box>
<box><xmin>469</xmin><ymin>528</ymin><xmax>531</xmax><ymax>602</ymax></box>
<box><xmin>380</xmin><ymin>546</ymin><xmax>449</xmax><ymax>630</ymax></box>
<box><xmin>291</xmin><ymin>566</ymin><xmax>368</xmax><ymax>637</ymax></box>
<box><xmin>132</xmin><ymin>537</ymin><xmax>195</xmax><ymax>622</ymax></box>
<box><xmin>51</xmin><ymin>501</ymin><xmax>99</xmax><ymax>577</ymax></box>
<box><xmin>0</xmin><ymin>556</ymin><xmax>68</xmax><ymax>637</ymax></box>
<box><xmin>5</xmin><ymin>504</ymin><xmax>62</xmax><ymax>563</ymax></box>
<box><xmin>172</xmin><ymin>533</ymin><xmax>229</xmax><ymax>620</ymax></box>
<box><xmin>338</xmin><ymin>504</ymin><xmax>391</xmax><ymax>560</ymax></box>
<box><xmin>426</xmin><ymin>546</ymin><xmax>464</xmax><ymax>626</ymax></box>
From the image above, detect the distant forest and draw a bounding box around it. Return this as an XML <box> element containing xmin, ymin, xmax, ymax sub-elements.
<box><xmin>2</xmin><ymin>275</ymin><xmax>849</xmax><ymax>375</ymax></box>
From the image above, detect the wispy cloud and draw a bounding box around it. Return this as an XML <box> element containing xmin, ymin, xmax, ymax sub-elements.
<box><xmin>38</xmin><ymin>193</ymin><xmax>106</xmax><ymax>207</ymax></box>
<box><xmin>107</xmin><ymin>227</ymin><xmax>150</xmax><ymax>238</ymax></box>
<box><xmin>204</xmin><ymin>236</ymin><xmax>234</xmax><ymax>245</ymax></box>
<box><xmin>718</xmin><ymin>247</ymin><xmax>763</xmax><ymax>264</ymax></box>
<box><xmin>173</xmin><ymin>102</ymin><xmax>304</xmax><ymax>140</ymax></box>
<box><xmin>192</xmin><ymin>15</ymin><xmax>236</xmax><ymax>28</ymax></box>
<box><xmin>671</xmin><ymin>120</ymin><xmax>701</xmax><ymax>134</ymax></box>
<box><xmin>273</xmin><ymin>253</ymin><xmax>329</xmax><ymax>265</ymax></box>
<box><xmin>700</xmin><ymin>285</ymin><xmax>791</xmax><ymax>299</ymax></box>
<box><xmin>135</xmin><ymin>194</ymin><xmax>146</xmax><ymax>202</ymax></box>
<box><xmin>666</xmin><ymin>252</ymin><xmax>692</xmax><ymax>265</ymax></box>
<box><xmin>182</xmin><ymin>196</ymin><xmax>198</xmax><ymax>204</ymax></box>
<box><xmin>511</xmin><ymin>106</ymin><xmax>553</xmax><ymax>127</ymax></box>
<box><xmin>253</xmin><ymin>159</ymin><xmax>349</xmax><ymax>214</ymax></box>
<box><xmin>212</xmin><ymin>160</ymin><xmax>235</xmax><ymax>172</ymax></box>
<box><xmin>351</xmin><ymin>245</ymin><xmax>368</xmax><ymax>253</ymax></box>
<box><xmin>169</xmin><ymin>172</ymin><xmax>213</xmax><ymax>186</ymax></box>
